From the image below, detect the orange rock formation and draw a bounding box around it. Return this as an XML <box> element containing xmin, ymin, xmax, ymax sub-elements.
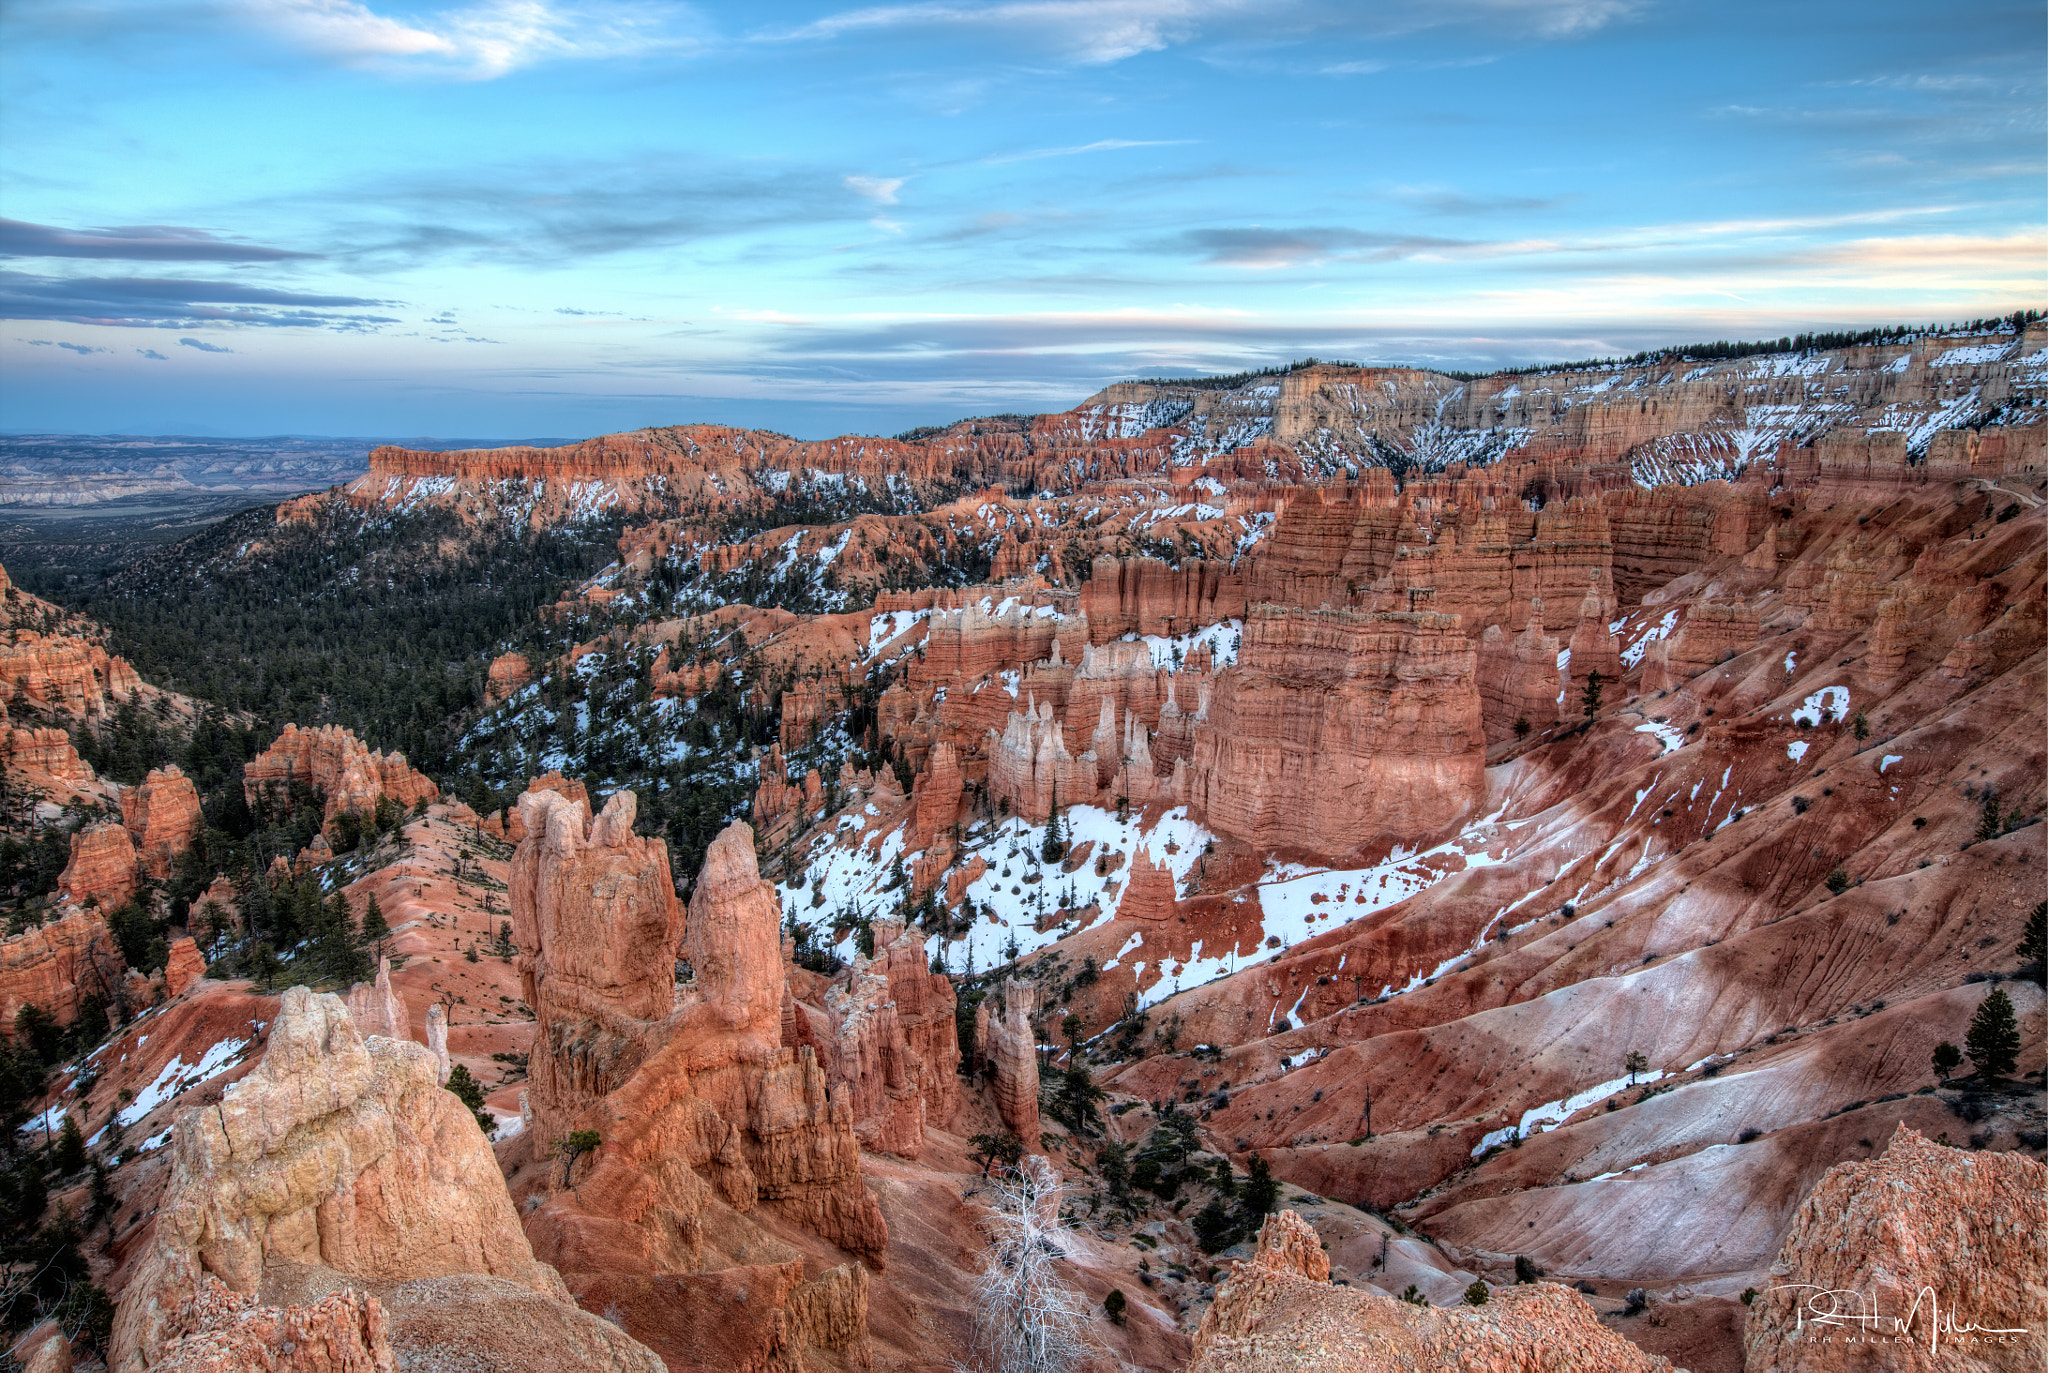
<box><xmin>1745</xmin><ymin>1128</ymin><xmax>2046</xmax><ymax>1373</ymax></box>
<box><xmin>59</xmin><ymin>822</ymin><xmax>138</xmax><ymax>910</ymax></box>
<box><xmin>121</xmin><ymin>765</ymin><xmax>202</xmax><ymax>879</ymax></box>
<box><xmin>1189</xmin><ymin>1211</ymin><xmax>1673</xmax><ymax>1372</ymax></box>
<box><xmin>242</xmin><ymin>723</ymin><xmax>439</xmax><ymax>826</ymax></box>
<box><xmin>510</xmin><ymin>800</ymin><xmax>884</xmax><ymax>1368</ymax></box>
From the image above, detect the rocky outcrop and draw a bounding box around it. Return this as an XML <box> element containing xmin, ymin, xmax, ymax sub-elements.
<box><xmin>242</xmin><ymin>724</ymin><xmax>438</xmax><ymax>826</ymax></box>
<box><xmin>1185</xmin><ymin>606</ymin><xmax>1485</xmax><ymax>858</ymax></box>
<box><xmin>122</xmin><ymin>765</ymin><xmax>202</xmax><ymax>879</ymax></box>
<box><xmin>975</xmin><ymin>979</ymin><xmax>1041</xmax><ymax>1144</ymax></box>
<box><xmin>1</xmin><ymin>725</ymin><xmax>99</xmax><ymax>794</ymax></box>
<box><xmin>1188</xmin><ymin>1211</ymin><xmax>1674</xmax><ymax>1372</ymax></box>
<box><xmin>1745</xmin><ymin>1128</ymin><xmax>2046</xmax><ymax>1373</ymax></box>
<box><xmin>0</xmin><ymin>630</ymin><xmax>139</xmax><ymax>719</ymax></box>
<box><xmin>344</xmin><ymin>956</ymin><xmax>410</xmax><ymax>1041</ymax></box>
<box><xmin>162</xmin><ymin>937</ymin><xmax>204</xmax><ymax>999</ymax></box>
<box><xmin>512</xmin><ymin>801</ymin><xmax>883</xmax><ymax>1367</ymax></box>
<box><xmin>824</xmin><ymin>923</ymin><xmax>960</xmax><ymax>1157</ymax></box>
<box><xmin>1119</xmin><ymin>845</ymin><xmax>1176</xmax><ymax>923</ymax></box>
<box><xmin>59</xmin><ymin>822</ymin><xmax>137</xmax><ymax>910</ymax></box>
<box><xmin>140</xmin><ymin>1278</ymin><xmax>395</xmax><ymax>1373</ymax></box>
<box><xmin>1080</xmin><ymin>554</ymin><xmax>1247</xmax><ymax>641</ymax></box>
<box><xmin>0</xmin><ymin>912</ymin><xmax>119</xmax><ymax>1036</ymax></box>
<box><xmin>987</xmin><ymin>699</ymin><xmax>1097</xmax><ymax>821</ymax></box>
<box><xmin>486</xmin><ymin>653</ymin><xmax>532</xmax><ymax>704</ymax></box>
<box><xmin>111</xmin><ymin>985</ymin><xmax>654</xmax><ymax>1372</ymax></box>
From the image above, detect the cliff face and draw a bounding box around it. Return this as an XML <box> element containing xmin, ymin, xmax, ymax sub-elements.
<box><xmin>59</xmin><ymin>822</ymin><xmax>137</xmax><ymax>910</ymax></box>
<box><xmin>241</xmin><ymin>724</ymin><xmax>439</xmax><ymax>826</ymax></box>
<box><xmin>511</xmin><ymin>800</ymin><xmax>884</xmax><ymax>1370</ymax></box>
<box><xmin>1185</xmin><ymin>606</ymin><xmax>1486</xmax><ymax>857</ymax></box>
<box><xmin>110</xmin><ymin>985</ymin><xmax>658</xmax><ymax>1373</ymax></box>
<box><xmin>1189</xmin><ymin>1211</ymin><xmax>1673</xmax><ymax>1373</ymax></box>
<box><xmin>121</xmin><ymin>764</ymin><xmax>201</xmax><ymax>879</ymax></box>
<box><xmin>823</xmin><ymin>924</ymin><xmax>961</xmax><ymax>1158</ymax></box>
<box><xmin>1745</xmin><ymin>1128</ymin><xmax>2047</xmax><ymax>1373</ymax></box>
<box><xmin>0</xmin><ymin>912</ymin><xmax>119</xmax><ymax>1036</ymax></box>
<box><xmin>0</xmin><ymin>631</ymin><xmax>141</xmax><ymax>720</ymax></box>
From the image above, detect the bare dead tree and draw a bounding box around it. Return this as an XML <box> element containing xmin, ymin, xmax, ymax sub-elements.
<box><xmin>959</xmin><ymin>1154</ymin><xmax>1094</xmax><ymax>1373</ymax></box>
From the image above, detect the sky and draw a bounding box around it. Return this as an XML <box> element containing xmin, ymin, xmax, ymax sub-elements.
<box><xmin>1</xmin><ymin>0</ymin><xmax>2042</xmax><ymax>440</ymax></box>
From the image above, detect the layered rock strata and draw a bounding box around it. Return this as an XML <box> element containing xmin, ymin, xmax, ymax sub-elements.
<box><xmin>0</xmin><ymin>912</ymin><xmax>119</xmax><ymax>1036</ymax></box>
<box><xmin>1184</xmin><ymin>606</ymin><xmax>1485</xmax><ymax>856</ymax></box>
<box><xmin>59</xmin><ymin>822</ymin><xmax>138</xmax><ymax>910</ymax></box>
<box><xmin>121</xmin><ymin>765</ymin><xmax>202</xmax><ymax>879</ymax></box>
<box><xmin>974</xmin><ymin>979</ymin><xmax>1041</xmax><ymax>1144</ymax></box>
<box><xmin>242</xmin><ymin>724</ymin><xmax>438</xmax><ymax>825</ymax></box>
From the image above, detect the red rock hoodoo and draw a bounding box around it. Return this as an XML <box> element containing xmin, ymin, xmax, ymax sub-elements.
<box><xmin>241</xmin><ymin>723</ymin><xmax>439</xmax><ymax>826</ymax></box>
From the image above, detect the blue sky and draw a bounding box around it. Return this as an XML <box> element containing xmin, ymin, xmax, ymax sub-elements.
<box><xmin>2</xmin><ymin>0</ymin><xmax>2042</xmax><ymax>439</ymax></box>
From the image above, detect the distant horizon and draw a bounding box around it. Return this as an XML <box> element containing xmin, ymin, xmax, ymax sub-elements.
<box><xmin>2</xmin><ymin>306</ymin><xmax>2037</xmax><ymax>446</ymax></box>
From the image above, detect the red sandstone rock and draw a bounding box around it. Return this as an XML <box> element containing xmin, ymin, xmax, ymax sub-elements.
<box><xmin>1119</xmin><ymin>844</ymin><xmax>1176</xmax><ymax>923</ymax></box>
<box><xmin>162</xmin><ymin>938</ymin><xmax>204</xmax><ymax>999</ymax></box>
<box><xmin>343</xmin><ymin>956</ymin><xmax>410</xmax><ymax>1041</ymax></box>
<box><xmin>486</xmin><ymin>653</ymin><xmax>532</xmax><ymax>704</ymax></box>
<box><xmin>0</xmin><ymin>911</ymin><xmax>120</xmax><ymax>1038</ymax></box>
<box><xmin>123</xmin><ymin>765</ymin><xmax>202</xmax><ymax>879</ymax></box>
<box><xmin>60</xmin><ymin>822</ymin><xmax>138</xmax><ymax>911</ymax></box>
<box><xmin>112</xmin><ymin>986</ymin><xmax>653</xmax><ymax>1373</ymax></box>
<box><xmin>510</xmin><ymin>803</ymin><xmax>884</xmax><ymax>1365</ymax></box>
<box><xmin>1745</xmin><ymin>1128</ymin><xmax>2046</xmax><ymax>1373</ymax></box>
<box><xmin>141</xmin><ymin>1277</ymin><xmax>396</xmax><ymax>1373</ymax></box>
<box><xmin>974</xmin><ymin>980</ymin><xmax>1041</xmax><ymax>1144</ymax></box>
<box><xmin>1185</xmin><ymin>606</ymin><xmax>1485</xmax><ymax>857</ymax></box>
<box><xmin>824</xmin><ymin>923</ymin><xmax>960</xmax><ymax>1157</ymax></box>
<box><xmin>242</xmin><ymin>724</ymin><xmax>438</xmax><ymax>827</ymax></box>
<box><xmin>1188</xmin><ymin>1211</ymin><xmax>1673</xmax><ymax>1372</ymax></box>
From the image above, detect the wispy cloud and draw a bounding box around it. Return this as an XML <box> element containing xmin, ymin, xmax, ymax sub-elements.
<box><xmin>1</xmin><ymin>217</ymin><xmax>318</xmax><ymax>262</ymax></box>
<box><xmin>845</xmin><ymin>175</ymin><xmax>907</xmax><ymax>204</ymax></box>
<box><xmin>137</xmin><ymin>348</ymin><xmax>169</xmax><ymax>359</ymax></box>
<box><xmin>24</xmin><ymin>339</ymin><xmax>112</xmax><ymax>355</ymax></box>
<box><xmin>178</xmin><ymin>336</ymin><xmax>235</xmax><ymax>352</ymax></box>
<box><xmin>10</xmin><ymin>0</ymin><xmax>701</xmax><ymax>80</ymax></box>
<box><xmin>1171</xmin><ymin>225</ymin><xmax>1475</xmax><ymax>267</ymax></box>
<box><xmin>769</xmin><ymin>0</ymin><xmax>1644</xmax><ymax>65</ymax></box>
<box><xmin>0</xmin><ymin>271</ymin><xmax>399</xmax><ymax>329</ymax></box>
<box><xmin>981</xmin><ymin>138</ymin><xmax>1195</xmax><ymax>165</ymax></box>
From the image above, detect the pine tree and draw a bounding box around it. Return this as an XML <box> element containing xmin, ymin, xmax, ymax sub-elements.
<box><xmin>444</xmin><ymin>1063</ymin><xmax>495</xmax><ymax>1136</ymax></box>
<box><xmin>1976</xmin><ymin>791</ymin><xmax>2002</xmax><ymax>842</ymax></box>
<box><xmin>358</xmin><ymin>894</ymin><xmax>389</xmax><ymax>947</ymax></box>
<box><xmin>1932</xmin><ymin>1040</ymin><xmax>1962</xmax><ymax>1083</ymax></box>
<box><xmin>1963</xmin><ymin>988</ymin><xmax>2020</xmax><ymax>1082</ymax></box>
<box><xmin>1581</xmin><ymin>670</ymin><xmax>1604</xmax><ymax>723</ymax></box>
<box><xmin>53</xmin><ymin>1115</ymin><xmax>86</xmax><ymax>1174</ymax></box>
<box><xmin>2019</xmin><ymin>901</ymin><xmax>2047</xmax><ymax>985</ymax></box>
<box><xmin>1241</xmin><ymin>1153</ymin><xmax>1280</xmax><ymax>1218</ymax></box>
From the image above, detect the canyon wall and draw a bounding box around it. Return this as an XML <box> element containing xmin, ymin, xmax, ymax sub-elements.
<box><xmin>1184</xmin><ymin>606</ymin><xmax>1485</xmax><ymax>857</ymax></box>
